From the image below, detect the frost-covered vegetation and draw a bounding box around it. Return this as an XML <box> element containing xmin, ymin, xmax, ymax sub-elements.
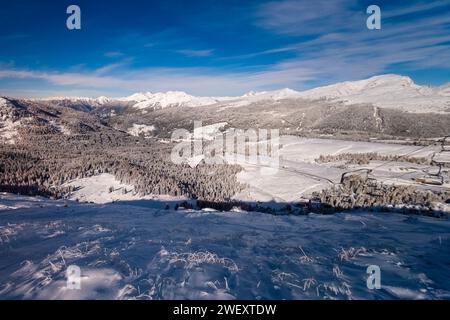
<box><xmin>1</xmin><ymin>193</ymin><xmax>449</xmax><ymax>300</ymax></box>
<box><xmin>0</xmin><ymin>136</ymin><xmax>243</xmax><ymax>201</ymax></box>
<box><xmin>316</xmin><ymin>152</ymin><xmax>432</xmax><ymax>166</ymax></box>
<box><xmin>0</xmin><ymin>98</ymin><xmax>244</xmax><ymax>202</ymax></box>
<box><xmin>312</xmin><ymin>175</ymin><xmax>450</xmax><ymax>216</ymax></box>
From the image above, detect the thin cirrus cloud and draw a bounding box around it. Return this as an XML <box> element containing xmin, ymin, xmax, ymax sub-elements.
<box><xmin>256</xmin><ymin>0</ymin><xmax>361</xmax><ymax>35</ymax></box>
<box><xmin>104</xmin><ymin>51</ymin><xmax>125</xmax><ymax>58</ymax></box>
<box><xmin>0</xmin><ymin>61</ymin><xmax>319</xmax><ymax>97</ymax></box>
<box><xmin>175</xmin><ymin>49</ymin><xmax>215</xmax><ymax>57</ymax></box>
<box><xmin>249</xmin><ymin>0</ymin><xmax>450</xmax><ymax>84</ymax></box>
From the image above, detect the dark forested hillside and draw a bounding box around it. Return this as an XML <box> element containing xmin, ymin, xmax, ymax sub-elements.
<box><xmin>0</xmin><ymin>98</ymin><xmax>243</xmax><ymax>201</ymax></box>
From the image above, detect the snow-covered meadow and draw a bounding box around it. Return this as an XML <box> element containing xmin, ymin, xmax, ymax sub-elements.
<box><xmin>234</xmin><ymin>136</ymin><xmax>449</xmax><ymax>202</ymax></box>
<box><xmin>0</xmin><ymin>192</ymin><xmax>449</xmax><ymax>300</ymax></box>
<box><xmin>62</xmin><ymin>173</ymin><xmax>186</xmax><ymax>204</ymax></box>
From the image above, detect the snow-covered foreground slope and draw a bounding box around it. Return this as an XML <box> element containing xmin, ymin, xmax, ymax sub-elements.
<box><xmin>1</xmin><ymin>192</ymin><xmax>449</xmax><ymax>300</ymax></box>
<box><xmin>297</xmin><ymin>75</ymin><xmax>450</xmax><ymax>113</ymax></box>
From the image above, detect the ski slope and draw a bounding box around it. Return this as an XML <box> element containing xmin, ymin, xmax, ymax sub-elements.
<box><xmin>1</xmin><ymin>193</ymin><xmax>449</xmax><ymax>300</ymax></box>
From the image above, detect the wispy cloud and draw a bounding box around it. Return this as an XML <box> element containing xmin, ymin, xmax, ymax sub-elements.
<box><xmin>104</xmin><ymin>51</ymin><xmax>125</xmax><ymax>58</ymax></box>
<box><xmin>94</xmin><ymin>59</ymin><xmax>134</xmax><ymax>75</ymax></box>
<box><xmin>250</xmin><ymin>0</ymin><xmax>450</xmax><ymax>83</ymax></box>
<box><xmin>0</xmin><ymin>60</ymin><xmax>318</xmax><ymax>97</ymax></box>
<box><xmin>256</xmin><ymin>0</ymin><xmax>360</xmax><ymax>36</ymax></box>
<box><xmin>175</xmin><ymin>49</ymin><xmax>214</xmax><ymax>57</ymax></box>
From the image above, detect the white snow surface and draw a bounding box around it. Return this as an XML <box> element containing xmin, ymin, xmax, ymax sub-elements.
<box><xmin>127</xmin><ymin>124</ymin><xmax>155</xmax><ymax>137</ymax></box>
<box><xmin>0</xmin><ymin>192</ymin><xmax>449</xmax><ymax>300</ymax></box>
<box><xmin>233</xmin><ymin>136</ymin><xmax>446</xmax><ymax>203</ymax></box>
<box><xmin>63</xmin><ymin>173</ymin><xmax>183</xmax><ymax>204</ymax></box>
<box><xmin>220</xmin><ymin>88</ymin><xmax>303</xmax><ymax>108</ymax></box>
<box><xmin>119</xmin><ymin>88</ymin><xmax>302</xmax><ymax>110</ymax></box>
<box><xmin>119</xmin><ymin>91</ymin><xmax>221</xmax><ymax>109</ymax></box>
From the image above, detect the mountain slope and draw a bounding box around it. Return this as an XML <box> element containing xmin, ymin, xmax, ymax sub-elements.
<box><xmin>118</xmin><ymin>91</ymin><xmax>221</xmax><ymax>109</ymax></box>
<box><xmin>3</xmin><ymin>74</ymin><xmax>450</xmax><ymax>141</ymax></box>
<box><xmin>297</xmin><ymin>75</ymin><xmax>450</xmax><ymax>113</ymax></box>
<box><xmin>0</xmin><ymin>97</ymin><xmax>118</xmax><ymax>143</ymax></box>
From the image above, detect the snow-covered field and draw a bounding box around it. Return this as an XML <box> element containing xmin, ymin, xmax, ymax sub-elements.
<box><xmin>279</xmin><ymin>136</ymin><xmax>437</xmax><ymax>163</ymax></box>
<box><xmin>63</xmin><ymin>173</ymin><xmax>185</xmax><ymax>204</ymax></box>
<box><xmin>0</xmin><ymin>192</ymin><xmax>449</xmax><ymax>300</ymax></box>
<box><xmin>234</xmin><ymin>136</ymin><xmax>448</xmax><ymax>202</ymax></box>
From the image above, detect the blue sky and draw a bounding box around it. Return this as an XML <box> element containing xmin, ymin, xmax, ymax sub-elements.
<box><xmin>0</xmin><ymin>0</ymin><xmax>450</xmax><ymax>97</ymax></box>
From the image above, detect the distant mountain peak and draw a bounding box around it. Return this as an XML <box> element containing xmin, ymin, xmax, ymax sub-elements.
<box><xmin>296</xmin><ymin>74</ymin><xmax>448</xmax><ymax>113</ymax></box>
<box><xmin>119</xmin><ymin>90</ymin><xmax>219</xmax><ymax>109</ymax></box>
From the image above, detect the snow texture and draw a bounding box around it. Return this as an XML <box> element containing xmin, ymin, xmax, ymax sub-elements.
<box><xmin>63</xmin><ymin>173</ymin><xmax>184</xmax><ymax>204</ymax></box>
<box><xmin>127</xmin><ymin>124</ymin><xmax>156</xmax><ymax>137</ymax></box>
<box><xmin>233</xmin><ymin>136</ymin><xmax>446</xmax><ymax>202</ymax></box>
<box><xmin>0</xmin><ymin>192</ymin><xmax>449</xmax><ymax>300</ymax></box>
<box><xmin>119</xmin><ymin>91</ymin><xmax>220</xmax><ymax>109</ymax></box>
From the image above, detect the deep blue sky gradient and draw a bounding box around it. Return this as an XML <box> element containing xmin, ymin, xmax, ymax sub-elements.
<box><xmin>0</xmin><ymin>0</ymin><xmax>449</xmax><ymax>97</ymax></box>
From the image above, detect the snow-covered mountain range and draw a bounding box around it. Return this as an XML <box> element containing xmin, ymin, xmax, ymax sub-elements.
<box><xmin>7</xmin><ymin>74</ymin><xmax>447</xmax><ymax>113</ymax></box>
<box><xmin>2</xmin><ymin>74</ymin><xmax>450</xmax><ymax>144</ymax></box>
<box><xmin>117</xmin><ymin>91</ymin><xmax>223</xmax><ymax>109</ymax></box>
